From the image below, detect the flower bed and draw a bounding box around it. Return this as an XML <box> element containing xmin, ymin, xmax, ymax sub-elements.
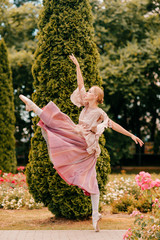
<box><xmin>123</xmin><ymin>171</ymin><xmax>160</xmax><ymax>239</ymax></box>
<box><xmin>104</xmin><ymin>176</ymin><xmax>140</xmax><ymax>204</ymax></box>
<box><xmin>0</xmin><ymin>168</ymin><xmax>43</xmax><ymax>210</ymax></box>
<box><xmin>103</xmin><ymin>172</ymin><xmax>160</xmax><ymax>215</ymax></box>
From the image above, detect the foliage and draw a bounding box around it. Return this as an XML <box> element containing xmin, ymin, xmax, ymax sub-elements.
<box><xmin>90</xmin><ymin>0</ymin><xmax>160</xmax><ymax>164</ymax></box>
<box><xmin>111</xmin><ymin>194</ymin><xmax>152</xmax><ymax>214</ymax></box>
<box><xmin>1</xmin><ymin>2</ymin><xmax>41</xmax><ymax>50</ymax></box>
<box><xmin>0</xmin><ymin>1</ymin><xmax>41</xmax><ymax>164</ymax></box>
<box><xmin>26</xmin><ymin>0</ymin><xmax>111</xmax><ymax>220</ymax></box>
<box><xmin>124</xmin><ymin>214</ymin><xmax>160</xmax><ymax>239</ymax></box>
<box><xmin>111</xmin><ymin>194</ymin><xmax>136</xmax><ymax>214</ymax></box>
<box><xmin>9</xmin><ymin>49</ymin><xmax>34</xmax><ymax>163</ymax></box>
<box><xmin>123</xmin><ymin>172</ymin><xmax>160</xmax><ymax>239</ymax></box>
<box><xmin>0</xmin><ymin>39</ymin><xmax>17</xmax><ymax>173</ymax></box>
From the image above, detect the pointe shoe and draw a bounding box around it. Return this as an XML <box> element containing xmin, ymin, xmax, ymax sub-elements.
<box><xmin>19</xmin><ymin>95</ymin><xmax>34</xmax><ymax>112</ymax></box>
<box><xmin>92</xmin><ymin>213</ymin><xmax>102</xmax><ymax>232</ymax></box>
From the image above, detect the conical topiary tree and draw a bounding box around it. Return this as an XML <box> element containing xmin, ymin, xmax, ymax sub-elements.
<box><xmin>0</xmin><ymin>39</ymin><xmax>17</xmax><ymax>173</ymax></box>
<box><xmin>26</xmin><ymin>0</ymin><xmax>111</xmax><ymax>219</ymax></box>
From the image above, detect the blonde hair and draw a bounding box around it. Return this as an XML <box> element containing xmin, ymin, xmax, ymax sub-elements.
<box><xmin>92</xmin><ymin>85</ymin><xmax>104</xmax><ymax>104</ymax></box>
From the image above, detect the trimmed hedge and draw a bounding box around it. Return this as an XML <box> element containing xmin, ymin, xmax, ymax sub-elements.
<box><xmin>0</xmin><ymin>39</ymin><xmax>17</xmax><ymax>173</ymax></box>
<box><xmin>26</xmin><ymin>0</ymin><xmax>110</xmax><ymax>219</ymax></box>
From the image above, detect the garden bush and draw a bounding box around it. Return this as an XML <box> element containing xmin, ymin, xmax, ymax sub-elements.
<box><xmin>26</xmin><ymin>0</ymin><xmax>111</xmax><ymax>220</ymax></box>
<box><xmin>111</xmin><ymin>194</ymin><xmax>152</xmax><ymax>214</ymax></box>
<box><xmin>136</xmin><ymin>197</ymin><xmax>152</xmax><ymax>213</ymax></box>
<box><xmin>111</xmin><ymin>194</ymin><xmax>137</xmax><ymax>214</ymax></box>
<box><xmin>105</xmin><ymin>174</ymin><xmax>154</xmax><ymax>214</ymax></box>
<box><xmin>0</xmin><ymin>39</ymin><xmax>16</xmax><ymax>173</ymax></box>
<box><xmin>123</xmin><ymin>172</ymin><xmax>160</xmax><ymax>239</ymax></box>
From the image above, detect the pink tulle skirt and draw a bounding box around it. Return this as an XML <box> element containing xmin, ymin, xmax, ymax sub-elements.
<box><xmin>37</xmin><ymin>101</ymin><xmax>99</xmax><ymax>196</ymax></box>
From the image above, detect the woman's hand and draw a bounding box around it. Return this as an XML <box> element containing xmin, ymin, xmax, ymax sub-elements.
<box><xmin>69</xmin><ymin>54</ymin><xmax>79</xmax><ymax>67</ymax></box>
<box><xmin>90</xmin><ymin>126</ymin><xmax>97</xmax><ymax>134</ymax></box>
<box><xmin>131</xmin><ymin>134</ymin><xmax>144</xmax><ymax>147</ymax></box>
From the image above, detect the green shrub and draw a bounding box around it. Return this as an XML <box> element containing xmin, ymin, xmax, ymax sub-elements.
<box><xmin>0</xmin><ymin>39</ymin><xmax>17</xmax><ymax>173</ymax></box>
<box><xmin>127</xmin><ymin>205</ymin><xmax>136</xmax><ymax>215</ymax></box>
<box><xmin>111</xmin><ymin>194</ymin><xmax>136</xmax><ymax>214</ymax></box>
<box><xmin>111</xmin><ymin>194</ymin><xmax>152</xmax><ymax>214</ymax></box>
<box><xmin>26</xmin><ymin>0</ymin><xmax>111</xmax><ymax>220</ymax></box>
<box><xmin>136</xmin><ymin>196</ymin><xmax>152</xmax><ymax>213</ymax></box>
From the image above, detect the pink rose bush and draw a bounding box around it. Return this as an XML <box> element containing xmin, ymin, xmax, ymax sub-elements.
<box><xmin>123</xmin><ymin>171</ymin><xmax>160</xmax><ymax>240</ymax></box>
<box><xmin>135</xmin><ymin>171</ymin><xmax>160</xmax><ymax>190</ymax></box>
<box><xmin>0</xmin><ymin>168</ymin><xmax>43</xmax><ymax>209</ymax></box>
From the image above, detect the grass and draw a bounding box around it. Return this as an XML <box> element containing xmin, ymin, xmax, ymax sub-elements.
<box><xmin>0</xmin><ymin>206</ymin><xmax>134</xmax><ymax>230</ymax></box>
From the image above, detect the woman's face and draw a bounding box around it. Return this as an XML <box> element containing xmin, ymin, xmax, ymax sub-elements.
<box><xmin>84</xmin><ymin>87</ymin><xmax>97</xmax><ymax>102</ymax></box>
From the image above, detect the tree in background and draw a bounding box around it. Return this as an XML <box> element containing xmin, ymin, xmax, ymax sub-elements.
<box><xmin>0</xmin><ymin>39</ymin><xmax>17</xmax><ymax>173</ymax></box>
<box><xmin>4</xmin><ymin>3</ymin><xmax>40</xmax><ymax>50</ymax></box>
<box><xmin>90</xmin><ymin>0</ymin><xmax>160</xmax><ymax>165</ymax></box>
<box><xmin>0</xmin><ymin>1</ymin><xmax>41</xmax><ymax>164</ymax></box>
<box><xmin>9</xmin><ymin>50</ymin><xmax>34</xmax><ymax>162</ymax></box>
<box><xmin>26</xmin><ymin>0</ymin><xmax>110</xmax><ymax>219</ymax></box>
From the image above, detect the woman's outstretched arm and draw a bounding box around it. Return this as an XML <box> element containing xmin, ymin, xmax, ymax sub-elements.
<box><xmin>69</xmin><ymin>54</ymin><xmax>84</xmax><ymax>90</ymax></box>
<box><xmin>111</xmin><ymin>120</ymin><xmax>144</xmax><ymax>147</ymax></box>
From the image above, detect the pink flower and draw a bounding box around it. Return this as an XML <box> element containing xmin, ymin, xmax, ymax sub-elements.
<box><xmin>11</xmin><ymin>180</ymin><xmax>15</xmax><ymax>184</ymax></box>
<box><xmin>135</xmin><ymin>171</ymin><xmax>160</xmax><ymax>190</ymax></box>
<box><xmin>141</xmin><ymin>184</ymin><xmax>150</xmax><ymax>190</ymax></box>
<box><xmin>140</xmin><ymin>215</ymin><xmax>144</xmax><ymax>219</ymax></box>
<box><xmin>139</xmin><ymin>171</ymin><xmax>146</xmax><ymax>176</ymax></box>
<box><xmin>123</xmin><ymin>233</ymin><xmax>129</xmax><ymax>239</ymax></box>
<box><xmin>154</xmin><ymin>179</ymin><xmax>160</xmax><ymax>187</ymax></box>
<box><xmin>17</xmin><ymin>166</ymin><xmax>25</xmax><ymax>171</ymax></box>
<box><xmin>0</xmin><ymin>177</ymin><xmax>4</xmax><ymax>182</ymax></box>
<box><xmin>150</xmin><ymin>181</ymin><xmax>156</xmax><ymax>188</ymax></box>
<box><xmin>123</xmin><ymin>229</ymin><xmax>133</xmax><ymax>239</ymax></box>
<box><xmin>141</xmin><ymin>185</ymin><xmax>145</xmax><ymax>190</ymax></box>
<box><xmin>130</xmin><ymin>210</ymin><xmax>141</xmax><ymax>217</ymax></box>
<box><xmin>154</xmin><ymin>198</ymin><xmax>159</xmax><ymax>203</ymax></box>
<box><xmin>150</xmin><ymin>179</ymin><xmax>160</xmax><ymax>188</ymax></box>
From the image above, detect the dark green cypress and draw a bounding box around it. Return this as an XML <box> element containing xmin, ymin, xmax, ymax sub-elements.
<box><xmin>26</xmin><ymin>0</ymin><xmax>110</xmax><ymax>219</ymax></box>
<box><xmin>0</xmin><ymin>39</ymin><xmax>17</xmax><ymax>173</ymax></box>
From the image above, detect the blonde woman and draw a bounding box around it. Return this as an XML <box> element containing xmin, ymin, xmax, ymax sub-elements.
<box><xmin>19</xmin><ymin>54</ymin><xmax>144</xmax><ymax>231</ymax></box>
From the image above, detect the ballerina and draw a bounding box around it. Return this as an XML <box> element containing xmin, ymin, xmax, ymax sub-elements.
<box><xmin>19</xmin><ymin>54</ymin><xmax>144</xmax><ymax>232</ymax></box>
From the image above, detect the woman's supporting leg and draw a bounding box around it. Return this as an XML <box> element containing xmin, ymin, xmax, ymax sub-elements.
<box><xmin>19</xmin><ymin>95</ymin><xmax>42</xmax><ymax>117</ymax></box>
<box><xmin>91</xmin><ymin>193</ymin><xmax>99</xmax><ymax>214</ymax></box>
<box><xmin>91</xmin><ymin>193</ymin><xmax>101</xmax><ymax>232</ymax></box>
